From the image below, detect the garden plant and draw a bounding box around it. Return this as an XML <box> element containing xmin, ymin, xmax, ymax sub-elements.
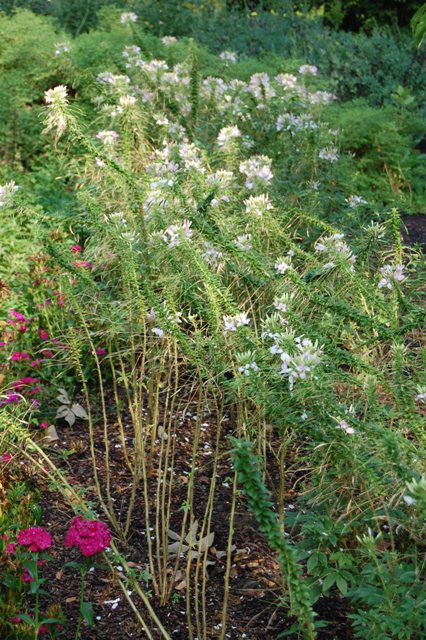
<box><xmin>0</xmin><ymin>2</ymin><xmax>425</xmax><ymax>639</ymax></box>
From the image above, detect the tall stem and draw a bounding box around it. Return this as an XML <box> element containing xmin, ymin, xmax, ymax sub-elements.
<box><xmin>75</xmin><ymin>567</ymin><xmax>87</xmax><ymax>640</ymax></box>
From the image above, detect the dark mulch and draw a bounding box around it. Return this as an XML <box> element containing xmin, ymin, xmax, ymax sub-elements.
<box><xmin>401</xmin><ymin>214</ymin><xmax>426</xmax><ymax>252</ymax></box>
<box><xmin>28</xmin><ymin>393</ymin><xmax>353</xmax><ymax>640</ymax></box>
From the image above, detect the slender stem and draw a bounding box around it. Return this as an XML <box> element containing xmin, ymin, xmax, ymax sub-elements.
<box><xmin>75</xmin><ymin>567</ymin><xmax>87</xmax><ymax>640</ymax></box>
<box><xmin>34</xmin><ymin>559</ymin><xmax>39</xmax><ymax>639</ymax></box>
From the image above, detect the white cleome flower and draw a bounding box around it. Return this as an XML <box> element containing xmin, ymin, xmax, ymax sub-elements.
<box><xmin>299</xmin><ymin>64</ymin><xmax>318</xmax><ymax>76</ymax></box>
<box><xmin>239</xmin><ymin>156</ymin><xmax>273</xmax><ymax>189</ymax></box>
<box><xmin>336</xmin><ymin>420</ymin><xmax>355</xmax><ymax>435</ymax></box>
<box><xmin>120</xmin><ymin>12</ymin><xmax>138</xmax><ymax>23</ymax></box>
<box><xmin>0</xmin><ymin>181</ymin><xmax>18</xmax><ymax>208</ymax></box>
<box><xmin>244</xmin><ymin>193</ymin><xmax>273</xmax><ymax>217</ymax></box>
<box><xmin>96</xmin><ymin>130</ymin><xmax>119</xmax><ymax>146</ymax></box>
<box><xmin>217</xmin><ymin>126</ymin><xmax>241</xmax><ymax>148</ymax></box>
<box><xmin>219</xmin><ymin>51</ymin><xmax>237</xmax><ymax>63</ymax></box>
<box><xmin>161</xmin><ymin>219</ymin><xmax>193</xmax><ymax>248</ymax></box>
<box><xmin>378</xmin><ymin>264</ymin><xmax>405</xmax><ymax>290</ymax></box>
<box><xmin>223</xmin><ymin>312</ymin><xmax>250</xmax><ymax>335</ymax></box>
<box><xmin>44</xmin><ymin>85</ymin><xmax>69</xmax><ymax>138</ymax></box>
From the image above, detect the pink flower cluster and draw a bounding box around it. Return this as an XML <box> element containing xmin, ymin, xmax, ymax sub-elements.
<box><xmin>17</xmin><ymin>527</ymin><xmax>52</xmax><ymax>553</ymax></box>
<box><xmin>64</xmin><ymin>516</ymin><xmax>111</xmax><ymax>557</ymax></box>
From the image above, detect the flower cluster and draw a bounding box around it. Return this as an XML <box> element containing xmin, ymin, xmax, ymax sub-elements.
<box><xmin>223</xmin><ymin>312</ymin><xmax>251</xmax><ymax>335</ymax></box>
<box><xmin>96</xmin><ymin>130</ymin><xmax>119</xmax><ymax>146</ymax></box>
<box><xmin>279</xmin><ymin>337</ymin><xmax>323</xmax><ymax>390</ymax></box>
<box><xmin>378</xmin><ymin>264</ymin><xmax>405</xmax><ymax>289</ymax></box>
<box><xmin>299</xmin><ymin>64</ymin><xmax>318</xmax><ymax>76</ymax></box>
<box><xmin>219</xmin><ymin>51</ymin><xmax>237</xmax><ymax>63</ymax></box>
<box><xmin>120</xmin><ymin>12</ymin><xmax>137</xmax><ymax>23</ymax></box>
<box><xmin>54</xmin><ymin>42</ymin><xmax>70</xmax><ymax>56</ymax></box>
<box><xmin>162</xmin><ymin>36</ymin><xmax>177</xmax><ymax>45</ymax></box>
<box><xmin>244</xmin><ymin>193</ymin><xmax>273</xmax><ymax>217</ymax></box>
<box><xmin>44</xmin><ymin>85</ymin><xmax>69</xmax><ymax>140</ymax></box>
<box><xmin>64</xmin><ymin>516</ymin><xmax>111</xmax><ymax>557</ymax></box>
<box><xmin>318</xmin><ymin>146</ymin><xmax>339</xmax><ymax>162</ymax></box>
<box><xmin>17</xmin><ymin>527</ymin><xmax>52</xmax><ymax>553</ymax></box>
<box><xmin>0</xmin><ymin>181</ymin><xmax>18</xmax><ymax>208</ymax></box>
<box><xmin>347</xmin><ymin>195</ymin><xmax>368</xmax><ymax>208</ymax></box>
<box><xmin>217</xmin><ymin>125</ymin><xmax>241</xmax><ymax>148</ymax></box>
<box><xmin>336</xmin><ymin>419</ymin><xmax>355</xmax><ymax>435</ymax></box>
<box><xmin>314</xmin><ymin>233</ymin><xmax>356</xmax><ymax>271</ymax></box>
<box><xmin>161</xmin><ymin>219</ymin><xmax>193</xmax><ymax>248</ymax></box>
<box><xmin>239</xmin><ymin>155</ymin><xmax>273</xmax><ymax>189</ymax></box>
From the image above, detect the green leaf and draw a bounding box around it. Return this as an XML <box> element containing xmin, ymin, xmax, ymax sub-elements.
<box><xmin>39</xmin><ymin>617</ymin><xmax>64</xmax><ymax>626</ymax></box>
<box><xmin>80</xmin><ymin>601</ymin><xmax>94</xmax><ymax>627</ymax></box>
<box><xmin>14</xmin><ymin>613</ymin><xmax>35</xmax><ymax>627</ymax></box>
<box><xmin>336</xmin><ymin>575</ymin><xmax>348</xmax><ymax>596</ymax></box>
<box><xmin>307</xmin><ymin>554</ymin><xmax>318</xmax><ymax>573</ymax></box>
<box><xmin>322</xmin><ymin>572</ymin><xmax>336</xmax><ymax>592</ymax></box>
<box><xmin>64</xmin><ymin>561</ymin><xmax>83</xmax><ymax>570</ymax></box>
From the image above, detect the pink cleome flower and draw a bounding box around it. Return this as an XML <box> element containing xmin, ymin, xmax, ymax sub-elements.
<box><xmin>17</xmin><ymin>527</ymin><xmax>52</xmax><ymax>553</ymax></box>
<box><xmin>65</xmin><ymin>516</ymin><xmax>111</xmax><ymax>557</ymax></box>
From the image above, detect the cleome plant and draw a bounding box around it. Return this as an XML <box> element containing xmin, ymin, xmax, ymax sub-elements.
<box><xmin>0</xmin><ymin>7</ymin><xmax>425</xmax><ymax>640</ymax></box>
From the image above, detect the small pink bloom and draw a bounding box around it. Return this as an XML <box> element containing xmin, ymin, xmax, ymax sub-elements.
<box><xmin>95</xmin><ymin>347</ymin><xmax>106</xmax><ymax>356</ymax></box>
<box><xmin>42</xmin><ymin>350</ymin><xmax>54</xmax><ymax>358</ymax></box>
<box><xmin>22</xmin><ymin>567</ymin><xmax>34</xmax><ymax>582</ymax></box>
<box><xmin>70</xmin><ymin>245</ymin><xmax>82</xmax><ymax>253</ymax></box>
<box><xmin>17</xmin><ymin>527</ymin><xmax>52</xmax><ymax>552</ymax></box>
<box><xmin>10</xmin><ymin>311</ymin><xmax>27</xmax><ymax>322</ymax></box>
<box><xmin>11</xmin><ymin>352</ymin><xmax>30</xmax><ymax>361</ymax></box>
<box><xmin>39</xmin><ymin>422</ymin><xmax>49</xmax><ymax>429</ymax></box>
<box><xmin>65</xmin><ymin>516</ymin><xmax>111</xmax><ymax>557</ymax></box>
<box><xmin>6</xmin><ymin>542</ymin><xmax>17</xmax><ymax>555</ymax></box>
<box><xmin>73</xmin><ymin>260</ymin><xmax>94</xmax><ymax>269</ymax></box>
<box><xmin>39</xmin><ymin>330</ymin><xmax>49</xmax><ymax>340</ymax></box>
<box><xmin>30</xmin><ymin>360</ymin><xmax>43</xmax><ymax>368</ymax></box>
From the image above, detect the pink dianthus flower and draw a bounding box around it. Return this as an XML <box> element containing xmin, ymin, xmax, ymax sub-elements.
<box><xmin>64</xmin><ymin>516</ymin><xmax>111</xmax><ymax>557</ymax></box>
<box><xmin>17</xmin><ymin>527</ymin><xmax>52</xmax><ymax>553</ymax></box>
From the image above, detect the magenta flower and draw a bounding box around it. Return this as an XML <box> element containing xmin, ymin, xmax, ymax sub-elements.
<box><xmin>11</xmin><ymin>352</ymin><xmax>30</xmax><ymax>361</ymax></box>
<box><xmin>6</xmin><ymin>542</ymin><xmax>17</xmax><ymax>555</ymax></box>
<box><xmin>95</xmin><ymin>347</ymin><xmax>106</xmax><ymax>356</ymax></box>
<box><xmin>42</xmin><ymin>350</ymin><xmax>54</xmax><ymax>358</ymax></box>
<box><xmin>70</xmin><ymin>245</ymin><xmax>82</xmax><ymax>252</ymax></box>
<box><xmin>39</xmin><ymin>422</ymin><xmax>49</xmax><ymax>429</ymax></box>
<box><xmin>0</xmin><ymin>391</ymin><xmax>20</xmax><ymax>406</ymax></box>
<box><xmin>1</xmin><ymin>452</ymin><xmax>12</xmax><ymax>463</ymax></box>
<box><xmin>39</xmin><ymin>330</ymin><xmax>49</xmax><ymax>341</ymax></box>
<box><xmin>73</xmin><ymin>260</ymin><xmax>94</xmax><ymax>269</ymax></box>
<box><xmin>22</xmin><ymin>567</ymin><xmax>34</xmax><ymax>583</ymax></box>
<box><xmin>10</xmin><ymin>310</ymin><xmax>27</xmax><ymax>322</ymax></box>
<box><xmin>17</xmin><ymin>527</ymin><xmax>52</xmax><ymax>552</ymax></box>
<box><xmin>65</xmin><ymin>516</ymin><xmax>111</xmax><ymax>557</ymax></box>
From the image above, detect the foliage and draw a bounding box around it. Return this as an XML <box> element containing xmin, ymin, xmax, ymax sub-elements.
<box><xmin>0</xmin><ymin>5</ymin><xmax>425</xmax><ymax>639</ymax></box>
